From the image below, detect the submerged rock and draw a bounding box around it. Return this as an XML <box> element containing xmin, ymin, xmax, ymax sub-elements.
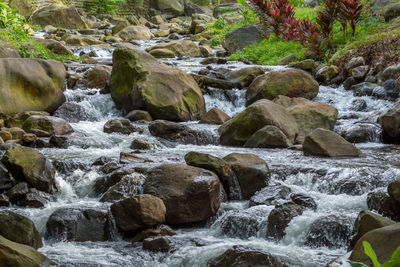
<box><xmin>103</xmin><ymin>119</ymin><xmax>143</xmax><ymax>135</ymax></box>
<box><xmin>144</xmin><ymin>164</ymin><xmax>221</xmax><ymax>225</ymax></box>
<box><xmin>149</xmin><ymin>120</ymin><xmax>214</xmax><ymax>145</ymax></box>
<box><xmin>267</xmin><ymin>202</ymin><xmax>304</xmax><ymax>239</ymax></box>
<box><xmin>305</xmin><ymin>215</ymin><xmax>353</xmax><ymax>249</ymax></box>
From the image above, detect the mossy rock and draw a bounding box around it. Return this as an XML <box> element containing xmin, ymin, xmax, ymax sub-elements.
<box><xmin>31</xmin><ymin>4</ymin><xmax>86</xmax><ymax>29</ymax></box>
<box><xmin>218</xmin><ymin>99</ymin><xmax>298</xmax><ymax>146</ymax></box>
<box><xmin>246</xmin><ymin>69</ymin><xmax>319</xmax><ymax>105</ymax></box>
<box><xmin>111</xmin><ymin>44</ymin><xmax>205</xmax><ymax>121</ymax></box>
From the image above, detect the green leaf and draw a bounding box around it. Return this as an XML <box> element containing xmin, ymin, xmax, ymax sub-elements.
<box><xmin>382</xmin><ymin>258</ymin><xmax>400</xmax><ymax>267</ymax></box>
<box><xmin>349</xmin><ymin>261</ymin><xmax>370</xmax><ymax>267</ymax></box>
<box><xmin>363</xmin><ymin>241</ymin><xmax>382</xmax><ymax>267</ymax></box>
<box><xmin>390</xmin><ymin>245</ymin><xmax>400</xmax><ymax>260</ymax></box>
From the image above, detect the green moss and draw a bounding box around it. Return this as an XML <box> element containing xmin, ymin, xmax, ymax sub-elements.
<box><xmin>228</xmin><ymin>35</ymin><xmax>306</xmax><ymax>65</ymax></box>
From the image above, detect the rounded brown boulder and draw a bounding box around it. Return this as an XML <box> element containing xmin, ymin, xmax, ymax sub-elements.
<box><xmin>144</xmin><ymin>164</ymin><xmax>221</xmax><ymax>225</ymax></box>
<box><xmin>246</xmin><ymin>69</ymin><xmax>319</xmax><ymax>105</ymax></box>
<box><xmin>111</xmin><ymin>194</ymin><xmax>166</xmax><ymax>235</ymax></box>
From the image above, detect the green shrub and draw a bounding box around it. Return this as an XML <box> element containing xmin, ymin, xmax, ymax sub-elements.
<box><xmin>89</xmin><ymin>0</ymin><xmax>126</xmax><ymax>14</ymax></box>
<box><xmin>228</xmin><ymin>34</ymin><xmax>306</xmax><ymax>65</ymax></box>
<box><xmin>0</xmin><ymin>1</ymin><xmax>74</xmax><ymax>61</ymax></box>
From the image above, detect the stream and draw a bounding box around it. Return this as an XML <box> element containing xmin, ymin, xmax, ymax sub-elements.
<box><xmin>2</xmin><ymin>26</ymin><xmax>400</xmax><ymax>267</ymax></box>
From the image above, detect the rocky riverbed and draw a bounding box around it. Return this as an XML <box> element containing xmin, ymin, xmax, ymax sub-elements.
<box><xmin>1</xmin><ymin>2</ymin><xmax>400</xmax><ymax>266</ymax></box>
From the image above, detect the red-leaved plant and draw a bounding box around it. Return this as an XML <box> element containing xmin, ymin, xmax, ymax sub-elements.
<box><xmin>250</xmin><ymin>0</ymin><xmax>363</xmax><ymax>57</ymax></box>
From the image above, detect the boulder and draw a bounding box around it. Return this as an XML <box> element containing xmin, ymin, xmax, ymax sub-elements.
<box><xmin>184</xmin><ymin>151</ymin><xmax>241</xmax><ymax>200</ymax></box>
<box><xmin>132</xmin><ymin>225</ymin><xmax>175</xmax><ymax>242</ymax></box>
<box><xmin>111</xmin><ymin>194</ymin><xmax>166</xmax><ymax>235</ymax></box>
<box><xmin>103</xmin><ymin>119</ymin><xmax>143</xmax><ymax>135</ymax></box>
<box><xmin>223</xmin><ymin>153</ymin><xmax>269</xmax><ymax>199</ymax></box>
<box><xmin>315</xmin><ymin>65</ymin><xmax>339</xmax><ymax>84</ymax></box>
<box><xmin>367</xmin><ymin>190</ymin><xmax>400</xmax><ymax>221</ymax></box>
<box><xmin>149</xmin><ymin>120</ymin><xmax>213</xmax><ymax>145</ymax></box>
<box><xmin>46</xmin><ymin>208</ymin><xmax>109</xmax><ymax>242</ymax></box>
<box><xmin>350</xmin><ymin>210</ymin><xmax>395</xmax><ymax>248</ymax></box>
<box><xmin>349</xmin><ymin>224</ymin><xmax>400</xmax><ymax>266</ymax></box>
<box><xmin>352</xmin><ymin>82</ymin><xmax>377</xmax><ymax>96</ymax></box>
<box><xmin>149</xmin><ymin>0</ymin><xmax>185</xmax><ymax>17</ymax></box>
<box><xmin>22</xmin><ymin>115</ymin><xmax>74</xmax><ymax>137</ymax></box>
<box><xmin>125</xmin><ymin>110</ymin><xmax>153</xmax><ymax>122</ymax></box>
<box><xmin>31</xmin><ymin>4</ymin><xmax>86</xmax><ymax>29</ymax></box>
<box><xmin>290</xmin><ymin>193</ymin><xmax>317</xmax><ymax>210</ymax></box>
<box><xmin>225</xmin><ymin>66</ymin><xmax>265</xmax><ymax>88</ymax></box>
<box><xmin>1</xmin><ymin>147</ymin><xmax>55</xmax><ymax>193</ymax></box>
<box><xmin>61</xmin><ymin>34</ymin><xmax>103</xmax><ymax>46</ymax></box>
<box><xmin>246</xmin><ymin>69</ymin><xmax>319</xmax><ymax>105</ymax></box>
<box><xmin>130</xmin><ymin>139</ymin><xmax>154</xmax><ymax>150</ymax></box>
<box><xmin>0</xmin><ymin>235</ymin><xmax>49</xmax><ymax>267</ymax></box>
<box><xmin>303</xmin><ymin>128</ymin><xmax>364</xmax><ymax>157</ymax></box>
<box><xmin>6</xmin><ymin>183</ymin><xmax>28</xmax><ymax>203</ymax></box>
<box><xmin>9</xmin><ymin>0</ymin><xmax>35</xmax><ymax>18</ymax></box>
<box><xmin>20</xmin><ymin>188</ymin><xmax>53</xmax><ymax>208</ymax></box>
<box><xmin>341</xmin><ymin>123</ymin><xmax>380</xmax><ymax>143</ymax></box>
<box><xmin>379</xmin><ymin>104</ymin><xmax>400</xmax><ymax>143</ymax></box>
<box><xmin>142</xmin><ymin>236</ymin><xmax>172</xmax><ymax>252</ymax></box>
<box><xmin>144</xmin><ymin>164</ymin><xmax>221</xmax><ymax>225</ymax></box>
<box><xmin>209</xmin><ymin>246</ymin><xmax>285</xmax><ymax>267</ymax></box>
<box><xmin>117</xmin><ymin>26</ymin><xmax>154</xmax><ymax>41</ymax></box>
<box><xmin>223</xmin><ymin>25</ymin><xmax>264</xmax><ymax>54</ymax></box>
<box><xmin>305</xmin><ymin>215</ymin><xmax>352</xmax><ymax>249</ymax></box>
<box><xmin>0</xmin><ymin>41</ymin><xmax>20</xmax><ymax>58</ymax></box>
<box><xmin>382</xmin><ymin>63</ymin><xmax>400</xmax><ymax>81</ymax></box>
<box><xmin>0</xmin><ymin>58</ymin><xmax>66</xmax><ymax>114</ymax></box>
<box><xmin>250</xmin><ymin>184</ymin><xmax>292</xmax><ymax>206</ymax></box>
<box><xmin>149</xmin><ymin>48</ymin><xmax>176</xmax><ymax>58</ymax></box>
<box><xmin>110</xmin><ymin>44</ymin><xmax>205</xmax><ymax>121</ymax></box>
<box><xmin>243</xmin><ymin>125</ymin><xmax>292</xmax><ymax>148</ymax></box>
<box><xmin>147</xmin><ymin>40</ymin><xmax>201</xmax><ymax>57</ymax></box>
<box><xmin>199</xmin><ymin>108</ymin><xmax>230</xmax><ymax>125</ymax></box>
<box><xmin>384</xmin><ymin>3</ymin><xmax>400</xmax><ymax>22</ymax></box>
<box><xmin>267</xmin><ymin>202</ymin><xmax>304</xmax><ymax>239</ymax></box>
<box><xmin>388</xmin><ymin>180</ymin><xmax>400</xmax><ymax>202</ymax></box>
<box><xmin>54</xmin><ymin>102</ymin><xmax>96</xmax><ymax>123</ymax></box>
<box><xmin>0</xmin><ymin>211</ymin><xmax>42</xmax><ymax>249</ymax></box>
<box><xmin>100</xmin><ymin>175</ymin><xmax>144</xmax><ymax>203</ymax></box>
<box><xmin>218</xmin><ymin>99</ymin><xmax>298</xmax><ymax>146</ymax></box>
<box><xmin>84</xmin><ymin>66</ymin><xmax>111</xmax><ymax>89</ymax></box>
<box><xmin>274</xmin><ymin>96</ymin><xmax>338</xmax><ymax>143</ymax></box>
<box><xmin>30</xmin><ymin>37</ymin><xmax>72</xmax><ymax>55</ymax></box>
<box><xmin>0</xmin><ymin>163</ymin><xmax>15</xmax><ymax>191</ymax></box>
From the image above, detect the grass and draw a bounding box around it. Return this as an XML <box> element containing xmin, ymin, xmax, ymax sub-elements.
<box><xmin>228</xmin><ymin>35</ymin><xmax>306</xmax><ymax>65</ymax></box>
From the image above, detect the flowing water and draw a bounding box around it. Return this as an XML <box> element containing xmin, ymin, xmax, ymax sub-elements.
<box><xmin>4</xmin><ymin>29</ymin><xmax>400</xmax><ymax>267</ymax></box>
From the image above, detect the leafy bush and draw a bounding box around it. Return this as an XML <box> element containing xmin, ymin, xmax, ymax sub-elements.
<box><xmin>228</xmin><ymin>34</ymin><xmax>306</xmax><ymax>65</ymax></box>
<box><xmin>350</xmin><ymin>241</ymin><xmax>400</xmax><ymax>267</ymax></box>
<box><xmin>89</xmin><ymin>0</ymin><xmax>126</xmax><ymax>14</ymax></box>
<box><xmin>0</xmin><ymin>1</ymin><xmax>74</xmax><ymax>61</ymax></box>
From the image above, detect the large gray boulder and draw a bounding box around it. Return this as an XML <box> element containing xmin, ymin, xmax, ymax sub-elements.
<box><xmin>224</xmin><ymin>25</ymin><xmax>265</xmax><ymax>54</ymax></box>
